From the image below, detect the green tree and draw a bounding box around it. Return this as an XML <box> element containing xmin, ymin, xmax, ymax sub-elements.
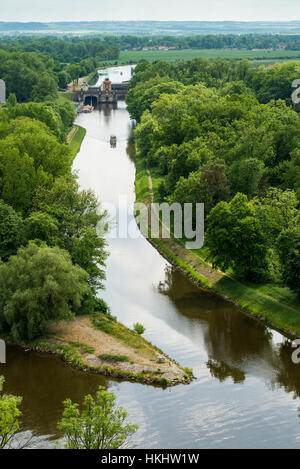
<box><xmin>0</xmin><ymin>146</ymin><xmax>36</xmax><ymax>213</ymax></box>
<box><xmin>252</xmin><ymin>188</ymin><xmax>299</xmax><ymax>247</ymax></box>
<box><xmin>65</xmin><ymin>64</ymin><xmax>81</xmax><ymax>83</ymax></box>
<box><xmin>24</xmin><ymin>211</ymin><xmax>58</xmax><ymax>246</ymax></box>
<box><xmin>277</xmin><ymin>225</ymin><xmax>300</xmax><ymax>293</ymax></box>
<box><xmin>282</xmin><ymin>243</ymin><xmax>300</xmax><ymax>295</ymax></box>
<box><xmin>201</xmin><ymin>159</ymin><xmax>230</xmax><ymax>206</ymax></box>
<box><xmin>169</xmin><ymin>171</ymin><xmax>213</xmax><ymax>215</ymax></box>
<box><xmin>0</xmin><ymin>118</ymin><xmax>72</xmax><ymax>213</ymax></box>
<box><xmin>206</xmin><ymin>193</ymin><xmax>268</xmax><ymax>281</ymax></box>
<box><xmin>228</xmin><ymin>158</ymin><xmax>265</xmax><ymax>198</ymax></box>
<box><xmin>0</xmin><ymin>242</ymin><xmax>89</xmax><ymax>341</ymax></box>
<box><xmin>6</xmin><ymin>94</ymin><xmax>17</xmax><ymax>108</ymax></box>
<box><xmin>0</xmin><ymin>376</ymin><xmax>22</xmax><ymax>449</ymax></box>
<box><xmin>135</xmin><ymin>110</ymin><xmax>158</xmax><ymax>158</ymax></box>
<box><xmin>57</xmin><ymin>386</ymin><xmax>138</xmax><ymax>449</ymax></box>
<box><xmin>56</xmin><ymin>102</ymin><xmax>76</xmax><ymax>133</ymax></box>
<box><xmin>33</xmin><ymin>176</ymin><xmax>108</xmax><ymax>291</ymax></box>
<box><xmin>57</xmin><ymin>71</ymin><xmax>70</xmax><ymax>90</ymax></box>
<box><xmin>31</xmin><ymin>73</ymin><xmax>58</xmax><ymax>102</ymax></box>
<box><xmin>0</xmin><ymin>200</ymin><xmax>24</xmax><ymax>260</ymax></box>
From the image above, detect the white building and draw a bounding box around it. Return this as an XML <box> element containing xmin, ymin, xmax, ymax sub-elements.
<box><xmin>0</xmin><ymin>80</ymin><xmax>6</xmax><ymax>104</ymax></box>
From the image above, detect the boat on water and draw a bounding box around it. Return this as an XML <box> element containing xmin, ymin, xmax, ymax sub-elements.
<box><xmin>82</xmin><ymin>105</ymin><xmax>94</xmax><ymax>113</ymax></box>
<box><xmin>110</xmin><ymin>134</ymin><xmax>117</xmax><ymax>147</ymax></box>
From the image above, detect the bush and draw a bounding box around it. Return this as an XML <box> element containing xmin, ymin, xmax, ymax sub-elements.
<box><xmin>98</xmin><ymin>354</ymin><xmax>130</xmax><ymax>363</ymax></box>
<box><xmin>0</xmin><ymin>376</ymin><xmax>22</xmax><ymax>449</ymax></box>
<box><xmin>57</xmin><ymin>386</ymin><xmax>138</xmax><ymax>449</ymax></box>
<box><xmin>133</xmin><ymin>322</ymin><xmax>146</xmax><ymax>335</ymax></box>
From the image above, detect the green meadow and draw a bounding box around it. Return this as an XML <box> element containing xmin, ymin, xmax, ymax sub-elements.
<box><xmin>117</xmin><ymin>48</ymin><xmax>300</xmax><ymax>64</ymax></box>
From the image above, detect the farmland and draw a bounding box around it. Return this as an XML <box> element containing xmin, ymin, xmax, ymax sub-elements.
<box><xmin>117</xmin><ymin>48</ymin><xmax>300</xmax><ymax>64</ymax></box>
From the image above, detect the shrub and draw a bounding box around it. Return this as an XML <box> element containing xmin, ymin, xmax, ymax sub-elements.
<box><xmin>133</xmin><ymin>322</ymin><xmax>146</xmax><ymax>335</ymax></box>
<box><xmin>57</xmin><ymin>386</ymin><xmax>138</xmax><ymax>449</ymax></box>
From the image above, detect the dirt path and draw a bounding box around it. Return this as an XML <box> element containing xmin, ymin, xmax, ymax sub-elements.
<box><xmin>66</xmin><ymin>125</ymin><xmax>78</xmax><ymax>143</ymax></box>
<box><xmin>146</xmin><ymin>167</ymin><xmax>300</xmax><ymax>315</ymax></box>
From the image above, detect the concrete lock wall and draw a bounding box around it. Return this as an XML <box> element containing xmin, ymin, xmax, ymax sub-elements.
<box><xmin>0</xmin><ymin>80</ymin><xmax>6</xmax><ymax>104</ymax></box>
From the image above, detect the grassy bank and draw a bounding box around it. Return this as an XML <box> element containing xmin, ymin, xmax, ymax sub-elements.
<box><xmin>135</xmin><ymin>156</ymin><xmax>300</xmax><ymax>338</ymax></box>
<box><xmin>86</xmin><ymin>70</ymin><xmax>99</xmax><ymax>85</ymax></box>
<box><xmin>67</xmin><ymin>125</ymin><xmax>86</xmax><ymax>158</ymax></box>
<box><xmin>24</xmin><ymin>313</ymin><xmax>193</xmax><ymax>387</ymax></box>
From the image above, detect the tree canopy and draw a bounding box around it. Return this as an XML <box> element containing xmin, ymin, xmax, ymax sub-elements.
<box><xmin>0</xmin><ymin>242</ymin><xmax>89</xmax><ymax>341</ymax></box>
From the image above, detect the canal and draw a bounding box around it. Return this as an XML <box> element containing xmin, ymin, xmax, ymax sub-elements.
<box><xmin>1</xmin><ymin>65</ymin><xmax>300</xmax><ymax>449</ymax></box>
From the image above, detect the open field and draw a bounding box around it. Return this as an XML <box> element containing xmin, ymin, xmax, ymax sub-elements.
<box><xmin>117</xmin><ymin>48</ymin><xmax>300</xmax><ymax>64</ymax></box>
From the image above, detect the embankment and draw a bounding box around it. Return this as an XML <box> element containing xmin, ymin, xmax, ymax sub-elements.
<box><xmin>21</xmin><ymin>313</ymin><xmax>193</xmax><ymax>387</ymax></box>
<box><xmin>135</xmin><ymin>156</ymin><xmax>300</xmax><ymax>339</ymax></box>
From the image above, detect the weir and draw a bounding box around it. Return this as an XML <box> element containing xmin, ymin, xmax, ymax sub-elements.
<box><xmin>73</xmin><ymin>77</ymin><xmax>128</xmax><ymax>105</ymax></box>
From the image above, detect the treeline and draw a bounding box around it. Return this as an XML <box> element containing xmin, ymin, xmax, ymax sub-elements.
<box><xmin>0</xmin><ymin>50</ymin><xmax>59</xmax><ymax>102</ymax></box>
<box><xmin>0</xmin><ymin>99</ymin><xmax>107</xmax><ymax>342</ymax></box>
<box><xmin>129</xmin><ymin>60</ymin><xmax>300</xmax><ymax>291</ymax></box>
<box><xmin>128</xmin><ymin>58</ymin><xmax>300</xmax><ymax>113</ymax></box>
<box><xmin>0</xmin><ymin>37</ymin><xmax>120</xmax><ymax>102</ymax></box>
<box><xmin>0</xmin><ymin>36</ymin><xmax>120</xmax><ymax>63</ymax></box>
<box><xmin>91</xmin><ymin>34</ymin><xmax>300</xmax><ymax>51</ymax></box>
<box><xmin>2</xmin><ymin>34</ymin><xmax>300</xmax><ymax>62</ymax></box>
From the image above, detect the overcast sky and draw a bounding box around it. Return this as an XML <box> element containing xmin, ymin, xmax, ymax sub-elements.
<box><xmin>2</xmin><ymin>0</ymin><xmax>300</xmax><ymax>22</ymax></box>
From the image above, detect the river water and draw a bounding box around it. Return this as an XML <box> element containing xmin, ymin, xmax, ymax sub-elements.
<box><xmin>1</xmin><ymin>65</ymin><xmax>300</xmax><ymax>448</ymax></box>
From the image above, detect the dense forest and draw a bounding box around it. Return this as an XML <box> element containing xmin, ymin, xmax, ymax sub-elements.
<box><xmin>0</xmin><ymin>36</ymin><xmax>120</xmax><ymax>62</ymax></box>
<box><xmin>0</xmin><ymin>37</ymin><xmax>120</xmax><ymax>102</ymax></box>
<box><xmin>2</xmin><ymin>33</ymin><xmax>300</xmax><ymax>54</ymax></box>
<box><xmin>100</xmin><ymin>34</ymin><xmax>300</xmax><ymax>51</ymax></box>
<box><xmin>0</xmin><ymin>97</ymin><xmax>108</xmax><ymax>342</ymax></box>
<box><xmin>128</xmin><ymin>59</ymin><xmax>300</xmax><ymax>290</ymax></box>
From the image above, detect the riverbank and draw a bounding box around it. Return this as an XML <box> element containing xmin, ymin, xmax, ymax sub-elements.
<box><xmin>54</xmin><ymin>100</ymin><xmax>192</xmax><ymax>388</ymax></box>
<box><xmin>20</xmin><ymin>313</ymin><xmax>193</xmax><ymax>387</ymax></box>
<box><xmin>135</xmin><ymin>156</ymin><xmax>300</xmax><ymax>339</ymax></box>
<box><xmin>67</xmin><ymin>124</ymin><xmax>86</xmax><ymax>158</ymax></box>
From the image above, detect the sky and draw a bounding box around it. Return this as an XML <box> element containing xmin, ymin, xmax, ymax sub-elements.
<box><xmin>2</xmin><ymin>0</ymin><xmax>300</xmax><ymax>23</ymax></box>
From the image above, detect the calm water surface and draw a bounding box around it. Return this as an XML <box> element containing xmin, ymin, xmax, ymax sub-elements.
<box><xmin>1</xmin><ymin>66</ymin><xmax>300</xmax><ymax>448</ymax></box>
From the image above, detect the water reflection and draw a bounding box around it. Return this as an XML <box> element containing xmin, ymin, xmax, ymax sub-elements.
<box><xmin>2</xmin><ymin>346</ymin><xmax>108</xmax><ymax>439</ymax></box>
<box><xmin>158</xmin><ymin>265</ymin><xmax>300</xmax><ymax>399</ymax></box>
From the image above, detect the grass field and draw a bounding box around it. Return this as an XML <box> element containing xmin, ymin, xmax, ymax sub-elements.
<box><xmin>117</xmin><ymin>48</ymin><xmax>300</xmax><ymax>64</ymax></box>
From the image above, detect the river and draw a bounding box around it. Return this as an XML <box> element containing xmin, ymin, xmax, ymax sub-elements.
<box><xmin>1</xmin><ymin>65</ymin><xmax>300</xmax><ymax>449</ymax></box>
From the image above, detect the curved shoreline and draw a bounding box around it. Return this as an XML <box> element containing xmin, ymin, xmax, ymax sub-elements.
<box><xmin>134</xmin><ymin>158</ymin><xmax>300</xmax><ymax>342</ymax></box>
<box><xmin>146</xmin><ymin>237</ymin><xmax>300</xmax><ymax>341</ymax></box>
<box><xmin>7</xmin><ymin>313</ymin><xmax>194</xmax><ymax>388</ymax></box>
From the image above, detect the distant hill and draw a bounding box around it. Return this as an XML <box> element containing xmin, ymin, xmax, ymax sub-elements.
<box><xmin>2</xmin><ymin>21</ymin><xmax>300</xmax><ymax>35</ymax></box>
